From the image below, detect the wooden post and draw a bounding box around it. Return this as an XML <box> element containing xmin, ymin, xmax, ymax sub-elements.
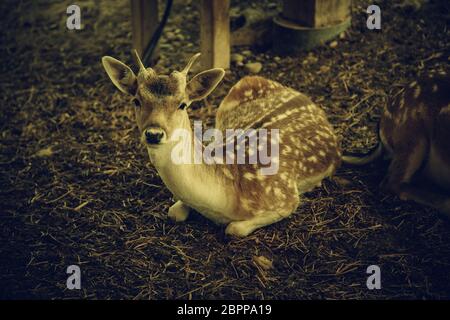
<box><xmin>130</xmin><ymin>0</ymin><xmax>159</xmax><ymax>63</ymax></box>
<box><xmin>283</xmin><ymin>0</ymin><xmax>351</xmax><ymax>28</ymax></box>
<box><xmin>273</xmin><ymin>0</ymin><xmax>351</xmax><ymax>53</ymax></box>
<box><xmin>283</xmin><ymin>0</ymin><xmax>315</xmax><ymax>27</ymax></box>
<box><xmin>200</xmin><ymin>0</ymin><xmax>230</xmax><ymax>69</ymax></box>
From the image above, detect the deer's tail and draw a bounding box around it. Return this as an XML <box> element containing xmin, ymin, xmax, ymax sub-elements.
<box><xmin>342</xmin><ymin>142</ymin><xmax>384</xmax><ymax>166</ymax></box>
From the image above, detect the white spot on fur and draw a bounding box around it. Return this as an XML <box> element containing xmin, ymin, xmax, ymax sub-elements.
<box><xmin>243</xmin><ymin>172</ymin><xmax>255</xmax><ymax>180</ymax></box>
<box><xmin>222</xmin><ymin>168</ymin><xmax>234</xmax><ymax>180</ymax></box>
<box><xmin>241</xmin><ymin>198</ymin><xmax>253</xmax><ymax>210</ymax></box>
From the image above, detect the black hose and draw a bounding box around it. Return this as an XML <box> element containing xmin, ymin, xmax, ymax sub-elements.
<box><xmin>142</xmin><ymin>0</ymin><xmax>173</xmax><ymax>65</ymax></box>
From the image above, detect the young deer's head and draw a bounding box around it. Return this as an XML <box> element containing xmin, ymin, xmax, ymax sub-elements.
<box><xmin>102</xmin><ymin>51</ymin><xmax>225</xmax><ymax>147</ymax></box>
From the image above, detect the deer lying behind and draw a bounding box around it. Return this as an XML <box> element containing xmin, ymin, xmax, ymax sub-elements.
<box><xmin>343</xmin><ymin>74</ymin><xmax>450</xmax><ymax>216</ymax></box>
<box><xmin>102</xmin><ymin>52</ymin><xmax>341</xmax><ymax>237</ymax></box>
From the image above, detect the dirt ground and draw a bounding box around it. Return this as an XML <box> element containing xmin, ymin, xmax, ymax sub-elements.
<box><xmin>1</xmin><ymin>0</ymin><xmax>449</xmax><ymax>299</ymax></box>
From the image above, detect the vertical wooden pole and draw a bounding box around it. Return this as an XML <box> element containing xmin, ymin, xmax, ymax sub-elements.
<box><xmin>130</xmin><ymin>0</ymin><xmax>159</xmax><ymax>63</ymax></box>
<box><xmin>200</xmin><ymin>0</ymin><xmax>230</xmax><ymax>69</ymax></box>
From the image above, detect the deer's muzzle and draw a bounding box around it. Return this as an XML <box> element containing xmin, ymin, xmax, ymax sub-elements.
<box><xmin>144</xmin><ymin>127</ymin><xmax>166</xmax><ymax>145</ymax></box>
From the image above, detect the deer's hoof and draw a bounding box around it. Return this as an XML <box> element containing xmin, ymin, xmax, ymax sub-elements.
<box><xmin>225</xmin><ymin>221</ymin><xmax>252</xmax><ymax>237</ymax></box>
<box><xmin>168</xmin><ymin>201</ymin><xmax>190</xmax><ymax>222</ymax></box>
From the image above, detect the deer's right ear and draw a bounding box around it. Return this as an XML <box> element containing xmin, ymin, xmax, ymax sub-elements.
<box><xmin>102</xmin><ymin>56</ymin><xmax>137</xmax><ymax>95</ymax></box>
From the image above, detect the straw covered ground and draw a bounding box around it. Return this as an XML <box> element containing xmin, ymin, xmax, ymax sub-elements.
<box><xmin>1</xmin><ymin>0</ymin><xmax>449</xmax><ymax>299</ymax></box>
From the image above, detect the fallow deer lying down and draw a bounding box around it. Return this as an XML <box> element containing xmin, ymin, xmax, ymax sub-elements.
<box><xmin>102</xmin><ymin>52</ymin><xmax>341</xmax><ymax>237</ymax></box>
<box><xmin>343</xmin><ymin>74</ymin><xmax>450</xmax><ymax>216</ymax></box>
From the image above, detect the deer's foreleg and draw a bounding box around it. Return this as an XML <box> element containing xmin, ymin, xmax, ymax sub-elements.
<box><xmin>168</xmin><ymin>200</ymin><xmax>191</xmax><ymax>222</ymax></box>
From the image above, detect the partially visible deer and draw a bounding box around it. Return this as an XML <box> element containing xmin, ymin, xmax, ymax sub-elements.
<box><xmin>102</xmin><ymin>51</ymin><xmax>341</xmax><ymax>237</ymax></box>
<box><xmin>343</xmin><ymin>74</ymin><xmax>450</xmax><ymax>216</ymax></box>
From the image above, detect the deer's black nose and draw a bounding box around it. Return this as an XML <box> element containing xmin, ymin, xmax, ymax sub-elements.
<box><xmin>144</xmin><ymin>128</ymin><xmax>165</xmax><ymax>144</ymax></box>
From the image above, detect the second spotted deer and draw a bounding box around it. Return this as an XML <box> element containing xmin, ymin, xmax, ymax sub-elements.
<box><xmin>343</xmin><ymin>74</ymin><xmax>450</xmax><ymax>216</ymax></box>
<box><xmin>102</xmin><ymin>52</ymin><xmax>341</xmax><ymax>237</ymax></box>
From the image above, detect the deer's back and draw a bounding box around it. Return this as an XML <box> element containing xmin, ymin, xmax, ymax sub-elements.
<box><xmin>380</xmin><ymin>75</ymin><xmax>450</xmax><ymax>156</ymax></box>
<box><xmin>215</xmin><ymin>76</ymin><xmax>341</xmax><ymax>201</ymax></box>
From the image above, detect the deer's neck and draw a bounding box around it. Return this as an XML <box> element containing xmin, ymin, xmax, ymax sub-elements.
<box><xmin>146</xmin><ymin>123</ymin><xmax>234</xmax><ymax>223</ymax></box>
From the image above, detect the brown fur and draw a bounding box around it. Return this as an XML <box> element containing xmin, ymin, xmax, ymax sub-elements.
<box><xmin>379</xmin><ymin>74</ymin><xmax>450</xmax><ymax>215</ymax></box>
<box><xmin>214</xmin><ymin>76</ymin><xmax>341</xmax><ymax>219</ymax></box>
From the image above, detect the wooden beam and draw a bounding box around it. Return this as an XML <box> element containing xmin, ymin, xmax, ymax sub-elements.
<box><xmin>200</xmin><ymin>0</ymin><xmax>230</xmax><ymax>69</ymax></box>
<box><xmin>315</xmin><ymin>0</ymin><xmax>351</xmax><ymax>27</ymax></box>
<box><xmin>282</xmin><ymin>0</ymin><xmax>351</xmax><ymax>28</ymax></box>
<box><xmin>130</xmin><ymin>0</ymin><xmax>159</xmax><ymax>63</ymax></box>
<box><xmin>283</xmin><ymin>0</ymin><xmax>315</xmax><ymax>27</ymax></box>
<box><xmin>274</xmin><ymin>0</ymin><xmax>351</xmax><ymax>53</ymax></box>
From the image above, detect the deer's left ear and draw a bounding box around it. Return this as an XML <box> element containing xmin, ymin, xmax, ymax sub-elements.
<box><xmin>186</xmin><ymin>68</ymin><xmax>225</xmax><ymax>102</ymax></box>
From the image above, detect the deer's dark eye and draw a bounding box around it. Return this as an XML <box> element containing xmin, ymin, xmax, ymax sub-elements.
<box><xmin>179</xmin><ymin>102</ymin><xmax>187</xmax><ymax>110</ymax></box>
<box><xmin>133</xmin><ymin>99</ymin><xmax>141</xmax><ymax>108</ymax></box>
